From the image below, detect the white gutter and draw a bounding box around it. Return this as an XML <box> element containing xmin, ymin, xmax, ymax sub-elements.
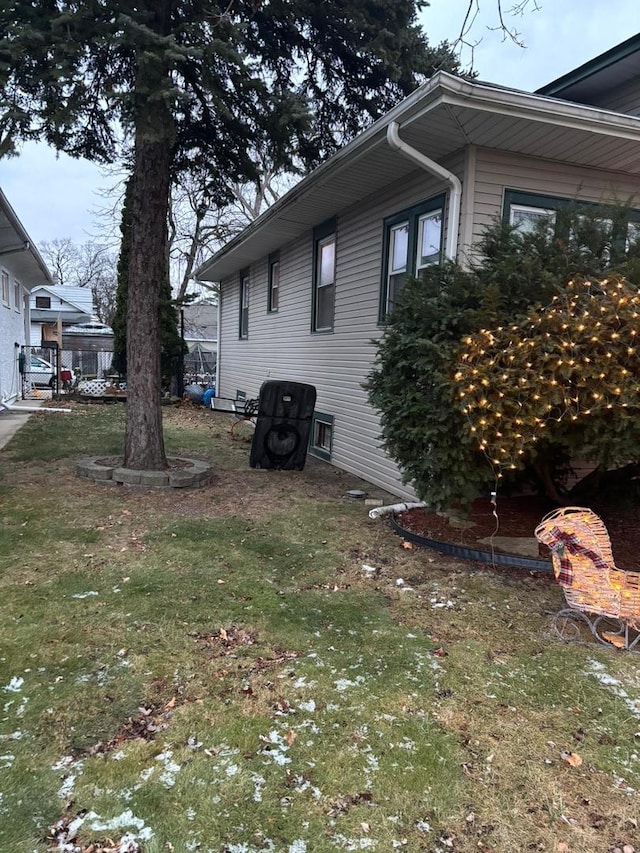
<box><xmin>386</xmin><ymin>121</ymin><xmax>462</xmax><ymax>261</ymax></box>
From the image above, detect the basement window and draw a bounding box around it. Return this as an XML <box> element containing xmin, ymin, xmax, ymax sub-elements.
<box><xmin>309</xmin><ymin>412</ymin><xmax>333</xmax><ymax>461</ymax></box>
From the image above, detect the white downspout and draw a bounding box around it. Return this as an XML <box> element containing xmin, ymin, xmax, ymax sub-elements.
<box><xmin>386</xmin><ymin>121</ymin><xmax>462</xmax><ymax>261</ymax></box>
<box><xmin>0</xmin><ymin>402</ymin><xmax>71</xmax><ymax>413</ymax></box>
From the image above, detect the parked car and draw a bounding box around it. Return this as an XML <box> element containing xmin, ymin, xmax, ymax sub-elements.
<box><xmin>28</xmin><ymin>355</ymin><xmax>55</xmax><ymax>387</ymax></box>
<box><xmin>28</xmin><ymin>355</ymin><xmax>72</xmax><ymax>388</ymax></box>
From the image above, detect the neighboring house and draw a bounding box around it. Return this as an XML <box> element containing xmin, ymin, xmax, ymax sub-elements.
<box><xmin>29</xmin><ymin>285</ymin><xmax>93</xmax><ymax>347</ymax></box>
<box><xmin>196</xmin><ymin>34</ymin><xmax>640</xmax><ymax>500</ymax></box>
<box><xmin>0</xmin><ymin>189</ymin><xmax>53</xmax><ymax>404</ymax></box>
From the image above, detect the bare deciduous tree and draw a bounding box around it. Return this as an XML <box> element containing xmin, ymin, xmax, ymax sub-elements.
<box><xmin>171</xmin><ymin>158</ymin><xmax>296</xmax><ymax>301</ymax></box>
<box><xmin>39</xmin><ymin>238</ymin><xmax>118</xmax><ymax>324</ymax></box>
<box><xmin>450</xmin><ymin>0</ymin><xmax>541</xmax><ymax>71</ymax></box>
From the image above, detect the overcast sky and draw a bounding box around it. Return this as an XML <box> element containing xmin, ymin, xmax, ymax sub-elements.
<box><xmin>0</xmin><ymin>1</ymin><xmax>638</xmax><ymax>248</ymax></box>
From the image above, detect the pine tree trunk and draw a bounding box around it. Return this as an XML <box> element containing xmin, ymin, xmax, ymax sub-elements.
<box><xmin>124</xmin><ymin>4</ymin><xmax>174</xmax><ymax>470</ymax></box>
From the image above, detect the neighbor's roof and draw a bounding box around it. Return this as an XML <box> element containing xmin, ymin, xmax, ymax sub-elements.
<box><xmin>537</xmin><ymin>32</ymin><xmax>640</xmax><ymax>102</ymax></box>
<box><xmin>64</xmin><ymin>318</ymin><xmax>113</xmax><ymax>336</ymax></box>
<box><xmin>0</xmin><ymin>188</ymin><xmax>53</xmax><ymax>286</ymax></box>
<box><xmin>31</xmin><ymin>285</ymin><xmax>94</xmax><ymax>316</ymax></box>
<box><xmin>196</xmin><ymin>69</ymin><xmax>640</xmax><ymax>282</ymax></box>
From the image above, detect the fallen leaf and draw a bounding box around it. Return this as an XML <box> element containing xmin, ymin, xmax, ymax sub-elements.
<box><xmin>361</xmin><ymin>822</ymin><xmax>370</xmax><ymax>833</ymax></box>
<box><xmin>432</xmin><ymin>647</ymin><xmax>448</xmax><ymax>657</ymax></box>
<box><xmin>561</xmin><ymin>751</ymin><xmax>583</xmax><ymax>767</ymax></box>
<box><xmin>165</xmin><ymin>696</ymin><xmax>177</xmax><ymax>709</ymax></box>
<box><xmin>557</xmin><ymin>843</ymin><xmax>570</xmax><ymax>852</ymax></box>
<box><xmin>219</xmin><ymin>628</ymin><xmax>228</xmax><ymax>641</ymax></box>
<box><xmin>285</xmin><ymin>729</ymin><xmax>296</xmax><ymax>746</ymax></box>
<box><xmin>402</xmin><ymin>540</ymin><xmax>413</xmax><ymax>550</ymax></box>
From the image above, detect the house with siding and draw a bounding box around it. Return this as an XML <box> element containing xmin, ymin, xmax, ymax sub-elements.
<box><xmin>196</xmin><ymin>34</ymin><xmax>640</xmax><ymax>500</ymax></box>
<box><xmin>0</xmin><ymin>189</ymin><xmax>53</xmax><ymax>405</ymax></box>
<box><xmin>29</xmin><ymin>285</ymin><xmax>94</xmax><ymax>347</ymax></box>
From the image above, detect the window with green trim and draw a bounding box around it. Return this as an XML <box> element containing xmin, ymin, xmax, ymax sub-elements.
<box><xmin>503</xmin><ymin>190</ymin><xmax>640</xmax><ymax>251</ymax></box>
<box><xmin>312</xmin><ymin>219</ymin><xmax>336</xmax><ymax>332</ymax></box>
<box><xmin>380</xmin><ymin>194</ymin><xmax>445</xmax><ymax>320</ymax></box>
<box><xmin>268</xmin><ymin>252</ymin><xmax>280</xmax><ymax>313</ymax></box>
<box><xmin>239</xmin><ymin>270</ymin><xmax>249</xmax><ymax>339</ymax></box>
<box><xmin>308</xmin><ymin>411</ymin><xmax>333</xmax><ymax>461</ymax></box>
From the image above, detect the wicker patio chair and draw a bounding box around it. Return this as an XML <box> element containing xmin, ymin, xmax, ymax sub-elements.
<box><xmin>534</xmin><ymin>506</ymin><xmax>640</xmax><ymax>651</ymax></box>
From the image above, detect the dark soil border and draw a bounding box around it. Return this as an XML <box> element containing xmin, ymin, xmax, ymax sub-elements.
<box><xmin>389</xmin><ymin>512</ymin><xmax>553</xmax><ymax>574</ymax></box>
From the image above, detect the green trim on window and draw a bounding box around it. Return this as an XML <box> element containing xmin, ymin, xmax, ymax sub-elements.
<box><xmin>267</xmin><ymin>251</ymin><xmax>280</xmax><ymax>314</ymax></box>
<box><xmin>308</xmin><ymin>411</ymin><xmax>333</xmax><ymax>461</ymax></box>
<box><xmin>311</xmin><ymin>219</ymin><xmax>337</xmax><ymax>333</ymax></box>
<box><xmin>239</xmin><ymin>269</ymin><xmax>249</xmax><ymax>339</ymax></box>
<box><xmin>379</xmin><ymin>193</ymin><xmax>446</xmax><ymax>324</ymax></box>
<box><xmin>503</xmin><ymin>189</ymin><xmax>640</xmax><ymax>244</ymax></box>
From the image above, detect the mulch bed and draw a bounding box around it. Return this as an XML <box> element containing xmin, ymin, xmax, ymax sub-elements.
<box><xmin>397</xmin><ymin>494</ymin><xmax>640</xmax><ymax>570</ymax></box>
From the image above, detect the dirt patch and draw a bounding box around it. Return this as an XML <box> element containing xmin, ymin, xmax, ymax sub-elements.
<box><xmin>398</xmin><ymin>494</ymin><xmax>640</xmax><ymax>569</ymax></box>
<box><xmin>76</xmin><ymin>699</ymin><xmax>179</xmax><ymax>758</ymax></box>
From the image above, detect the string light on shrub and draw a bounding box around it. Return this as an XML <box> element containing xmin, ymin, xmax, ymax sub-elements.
<box><xmin>453</xmin><ymin>275</ymin><xmax>640</xmax><ymax>472</ymax></box>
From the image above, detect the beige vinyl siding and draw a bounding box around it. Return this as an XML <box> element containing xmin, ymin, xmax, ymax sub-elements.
<box><xmin>472</xmin><ymin>147</ymin><xmax>640</xmax><ymax>250</ymax></box>
<box><xmin>218</xmin><ymin>161</ymin><xmax>463</xmax><ymax>499</ymax></box>
<box><xmin>588</xmin><ymin>79</ymin><xmax>640</xmax><ymax>117</ymax></box>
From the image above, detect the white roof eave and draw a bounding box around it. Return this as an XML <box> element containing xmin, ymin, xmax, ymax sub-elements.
<box><xmin>196</xmin><ymin>73</ymin><xmax>640</xmax><ymax>282</ymax></box>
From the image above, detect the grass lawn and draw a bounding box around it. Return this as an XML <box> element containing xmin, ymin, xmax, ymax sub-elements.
<box><xmin>0</xmin><ymin>402</ymin><xmax>638</xmax><ymax>853</ymax></box>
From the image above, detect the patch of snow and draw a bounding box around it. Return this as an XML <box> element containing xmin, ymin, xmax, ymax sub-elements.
<box><xmin>0</xmin><ymin>754</ymin><xmax>15</xmax><ymax>769</ymax></box>
<box><xmin>71</xmin><ymin>591</ymin><xmax>99</xmax><ymax>599</ymax></box>
<box><xmin>289</xmin><ymin>841</ymin><xmax>307</xmax><ymax>853</ymax></box>
<box><xmin>259</xmin><ymin>730</ymin><xmax>292</xmax><ymax>766</ymax></box>
<box><xmin>298</xmin><ymin>699</ymin><xmax>316</xmax><ymax>713</ymax></box>
<box><xmin>155</xmin><ymin>750</ymin><xmax>181</xmax><ymax>788</ymax></box>
<box><xmin>250</xmin><ymin>772</ymin><xmax>266</xmax><ymax>802</ymax></box>
<box><xmin>334</xmin><ymin>676</ymin><xmax>366</xmax><ymax>692</ymax></box>
<box><xmin>586</xmin><ymin>659</ymin><xmax>640</xmax><ymax>719</ymax></box>
<box><xmin>57</xmin><ymin>771</ymin><xmax>80</xmax><ymax>799</ymax></box>
<box><xmin>0</xmin><ymin>730</ymin><xmax>23</xmax><ymax>741</ymax></box>
<box><xmin>3</xmin><ymin>676</ymin><xmax>24</xmax><ymax>693</ymax></box>
<box><xmin>429</xmin><ymin>598</ymin><xmax>455</xmax><ymax>609</ymax></box>
<box><xmin>86</xmin><ymin>809</ymin><xmax>153</xmax><ymax>840</ymax></box>
<box><xmin>331</xmin><ymin>834</ymin><xmax>377</xmax><ymax>850</ymax></box>
<box><xmin>52</xmin><ymin>755</ymin><xmax>76</xmax><ymax>771</ymax></box>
